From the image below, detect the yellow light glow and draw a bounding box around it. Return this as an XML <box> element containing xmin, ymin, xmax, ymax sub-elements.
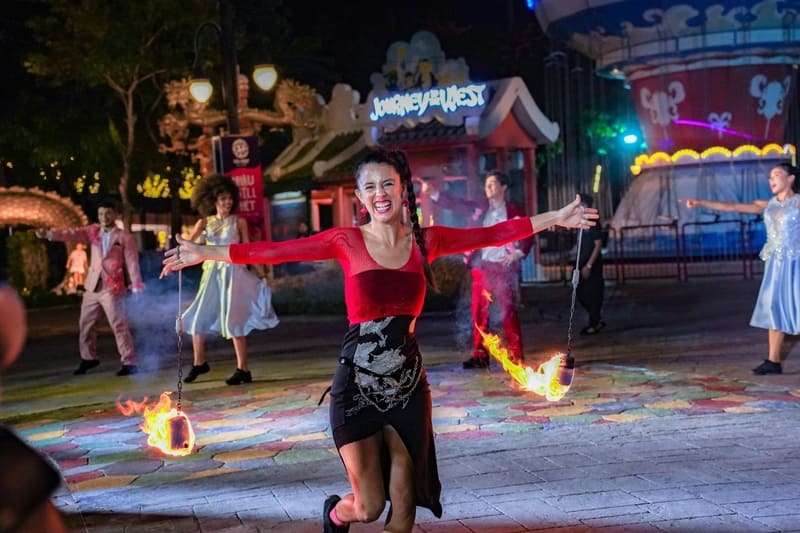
<box><xmin>189</xmin><ymin>78</ymin><xmax>214</xmax><ymax>103</ymax></box>
<box><xmin>732</xmin><ymin>144</ymin><xmax>760</xmax><ymax>157</ymax></box>
<box><xmin>252</xmin><ymin>64</ymin><xmax>278</xmax><ymax>91</ymax></box>
<box><xmin>671</xmin><ymin>149</ymin><xmax>699</xmax><ymax>161</ymax></box>
<box><xmin>651</xmin><ymin>152</ymin><xmax>672</xmax><ymax>164</ymax></box>
<box><xmin>630</xmin><ymin>143</ymin><xmax>796</xmax><ymax>174</ymax></box>
<box><xmin>700</xmin><ymin>146</ymin><xmax>732</xmax><ymax>158</ymax></box>
<box><xmin>593</xmin><ymin>164</ymin><xmax>602</xmax><ymax>193</ymax></box>
<box><xmin>761</xmin><ymin>143</ymin><xmax>784</xmax><ymax>155</ymax></box>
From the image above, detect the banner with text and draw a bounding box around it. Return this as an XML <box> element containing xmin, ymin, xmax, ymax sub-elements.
<box><xmin>213</xmin><ymin>135</ymin><xmax>268</xmax><ymax>242</ymax></box>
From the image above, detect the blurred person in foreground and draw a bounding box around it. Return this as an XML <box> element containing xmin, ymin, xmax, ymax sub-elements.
<box><xmin>36</xmin><ymin>200</ymin><xmax>144</xmax><ymax>376</ymax></box>
<box><xmin>0</xmin><ymin>286</ymin><xmax>66</xmax><ymax>532</ymax></box>
<box><xmin>161</xmin><ymin>148</ymin><xmax>597</xmax><ymax>532</ymax></box>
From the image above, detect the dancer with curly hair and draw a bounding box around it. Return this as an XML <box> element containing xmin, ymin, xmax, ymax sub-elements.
<box><xmin>180</xmin><ymin>173</ymin><xmax>279</xmax><ymax>385</ymax></box>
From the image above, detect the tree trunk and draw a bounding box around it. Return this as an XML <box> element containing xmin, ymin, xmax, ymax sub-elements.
<box><xmin>119</xmin><ymin>86</ymin><xmax>138</xmax><ymax>231</ymax></box>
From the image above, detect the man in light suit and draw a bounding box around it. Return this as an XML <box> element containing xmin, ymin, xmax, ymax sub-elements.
<box><xmin>37</xmin><ymin>200</ymin><xmax>144</xmax><ymax>376</ymax></box>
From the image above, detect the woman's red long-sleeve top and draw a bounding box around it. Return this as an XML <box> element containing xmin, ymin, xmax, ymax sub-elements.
<box><xmin>230</xmin><ymin>218</ymin><xmax>534</xmax><ymax>324</ymax></box>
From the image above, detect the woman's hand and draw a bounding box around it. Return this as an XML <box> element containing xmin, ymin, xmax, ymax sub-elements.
<box><xmin>557</xmin><ymin>195</ymin><xmax>599</xmax><ymax>229</ymax></box>
<box><xmin>684</xmin><ymin>199</ymin><xmax>700</xmax><ymax>209</ymax></box>
<box><xmin>160</xmin><ymin>235</ymin><xmax>206</xmax><ymax>278</ymax></box>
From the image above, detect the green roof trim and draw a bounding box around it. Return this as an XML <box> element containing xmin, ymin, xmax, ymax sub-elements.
<box><xmin>317</xmin><ymin>146</ymin><xmax>372</xmax><ymax>181</ymax></box>
<box><xmin>276</xmin><ymin>130</ymin><xmax>364</xmax><ymax>182</ymax></box>
<box><xmin>263</xmin><ymin>174</ymin><xmax>312</xmax><ymax>195</ymax></box>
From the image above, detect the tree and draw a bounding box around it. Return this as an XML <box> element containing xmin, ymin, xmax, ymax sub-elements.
<box><xmin>24</xmin><ymin>0</ymin><xmax>217</xmax><ymax>228</ymax></box>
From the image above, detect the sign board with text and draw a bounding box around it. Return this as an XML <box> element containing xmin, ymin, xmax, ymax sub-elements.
<box><xmin>213</xmin><ymin>135</ymin><xmax>269</xmax><ymax>242</ymax></box>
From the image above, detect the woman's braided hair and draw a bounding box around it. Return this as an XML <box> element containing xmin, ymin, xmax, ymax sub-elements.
<box><xmin>191</xmin><ymin>173</ymin><xmax>240</xmax><ymax>217</ymax></box>
<box><xmin>355</xmin><ymin>148</ymin><xmax>439</xmax><ymax>291</ymax></box>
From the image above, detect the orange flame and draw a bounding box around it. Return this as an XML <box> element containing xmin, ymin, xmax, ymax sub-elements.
<box><xmin>117</xmin><ymin>392</ymin><xmax>196</xmax><ymax>456</ymax></box>
<box><xmin>477</xmin><ymin>327</ymin><xmax>573</xmax><ymax>401</ymax></box>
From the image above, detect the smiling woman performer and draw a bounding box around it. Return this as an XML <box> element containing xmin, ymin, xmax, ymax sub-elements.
<box><xmin>685</xmin><ymin>162</ymin><xmax>800</xmax><ymax>376</ymax></box>
<box><xmin>162</xmin><ymin>149</ymin><xmax>597</xmax><ymax>532</ymax></box>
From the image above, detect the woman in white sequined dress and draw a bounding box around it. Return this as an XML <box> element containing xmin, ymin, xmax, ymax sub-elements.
<box><xmin>180</xmin><ymin>174</ymin><xmax>279</xmax><ymax>385</ymax></box>
<box><xmin>685</xmin><ymin>162</ymin><xmax>799</xmax><ymax>375</ymax></box>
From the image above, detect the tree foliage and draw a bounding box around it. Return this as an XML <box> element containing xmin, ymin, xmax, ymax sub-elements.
<box><xmin>22</xmin><ymin>0</ymin><xmax>217</xmax><ymax>227</ymax></box>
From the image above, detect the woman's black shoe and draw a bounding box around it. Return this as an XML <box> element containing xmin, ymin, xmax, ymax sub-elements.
<box><xmin>752</xmin><ymin>360</ymin><xmax>782</xmax><ymax>375</ymax></box>
<box><xmin>322</xmin><ymin>494</ymin><xmax>349</xmax><ymax>532</ymax></box>
<box><xmin>462</xmin><ymin>357</ymin><xmax>490</xmax><ymax>369</ymax></box>
<box><xmin>225</xmin><ymin>368</ymin><xmax>252</xmax><ymax>385</ymax></box>
<box><xmin>183</xmin><ymin>362</ymin><xmax>210</xmax><ymax>383</ymax></box>
<box><xmin>73</xmin><ymin>359</ymin><xmax>100</xmax><ymax>375</ymax></box>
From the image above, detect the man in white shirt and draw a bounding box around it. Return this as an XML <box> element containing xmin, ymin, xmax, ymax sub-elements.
<box><xmin>425</xmin><ymin>171</ymin><xmax>534</xmax><ymax>368</ymax></box>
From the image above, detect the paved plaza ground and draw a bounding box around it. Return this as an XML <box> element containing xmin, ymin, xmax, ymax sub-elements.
<box><xmin>2</xmin><ymin>277</ymin><xmax>799</xmax><ymax>532</ymax></box>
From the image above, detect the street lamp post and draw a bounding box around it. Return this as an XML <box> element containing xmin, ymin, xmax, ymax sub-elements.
<box><xmin>189</xmin><ymin>0</ymin><xmax>241</xmax><ymax>135</ymax></box>
<box><xmin>158</xmin><ymin>3</ymin><xmax>316</xmax><ymax>245</ymax></box>
<box><xmin>218</xmin><ymin>0</ymin><xmax>239</xmax><ymax>134</ymax></box>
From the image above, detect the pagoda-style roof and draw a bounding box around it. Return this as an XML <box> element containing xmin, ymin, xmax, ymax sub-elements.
<box><xmin>378</xmin><ymin>77</ymin><xmax>558</xmax><ymax>148</ymax></box>
<box><xmin>379</xmin><ymin>121</ymin><xmax>469</xmax><ymax>146</ymax></box>
<box><xmin>262</xmin><ymin>76</ymin><xmax>558</xmax><ymax>191</ymax></box>
<box><xmin>264</xmin><ymin>129</ymin><xmax>372</xmax><ymax>192</ymax></box>
<box><xmin>479</xmin><ymin>77</ymin><xmax>559</xmax><ymax>145</ymax></box>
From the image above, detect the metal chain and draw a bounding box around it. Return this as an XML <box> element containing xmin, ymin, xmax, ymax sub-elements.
<box><xmin>565</xmin><ymin>222</ymin><xmax>585</xmax><ymax>360</ymax></box>
<box><xmin>175</xmin><ymin>269</ymin><xmax>183</xmax><ymax>413</ymax></box>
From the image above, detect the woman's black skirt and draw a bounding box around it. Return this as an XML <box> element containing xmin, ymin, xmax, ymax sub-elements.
<box><xmin>329</xmin><ymin>315</ymin><xmax>442</xmax><ymax>518</ymax></box>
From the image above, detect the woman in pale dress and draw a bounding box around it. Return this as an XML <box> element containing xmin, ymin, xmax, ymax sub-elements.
<box><xmin>180</xmin><ymin>174</ymin><xmax>279</xmax><ymax>385</ymax></box>
<box><xmin>685</xmin><ymin>162</ymin><xmax>799</xmax><ymax>375</ymax></box>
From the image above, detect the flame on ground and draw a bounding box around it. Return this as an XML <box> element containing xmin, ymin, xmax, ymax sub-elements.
<box><xmin>117</xmin><ymin>392</ymin><xmax>196</xmax><ymax>456</ymax></box>
<box><xmin>478</xmin><ymin>327</ymin><xmax>573</xmax><ymax>401</ymax></box>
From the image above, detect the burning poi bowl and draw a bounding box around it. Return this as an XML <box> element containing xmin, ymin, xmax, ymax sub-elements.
<box><xmin>117</xmin><ymin>392</ymin><xmax>195</xmax><ymax>456</ymax></box>
<box><xmin>478</xmin><ymin>327</ymin><xmax>575</xmax><ymax>401</ymax></box>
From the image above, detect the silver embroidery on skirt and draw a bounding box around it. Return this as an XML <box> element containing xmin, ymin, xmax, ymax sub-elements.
<box><xmin>346</xmin><ymin>316</ymin><xmax>422</xmax><ymax>415</ymax></box>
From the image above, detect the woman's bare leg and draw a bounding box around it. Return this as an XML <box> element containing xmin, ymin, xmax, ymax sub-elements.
<box><xmin>334</xmin><ymin>432</ymin><xmax>388</xmax><ymax>524</ymax></box>
<box><xmin>382</xmin><ymin>425</ymin><xmax>415</xmax><ymax>532</ymax></box>
<box><xmin>232</xmin><ymin>336</ymin><xmax>248</xmax><ymax>370</ymax></box>
<box><xmin>768</xmin><ymin>329</ymin><xmax>785</xmax><ymax>363</ymax></box>
<box><xmin>192</xmin><ymin>334</ymin><xmax>206</xmax><ymax>366</ymax></box>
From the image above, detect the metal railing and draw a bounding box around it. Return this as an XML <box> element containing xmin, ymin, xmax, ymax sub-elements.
<box><xmin>522</xmin><ymin>219</ymin><xmax>766</xmax><ymax>285</ymax></box>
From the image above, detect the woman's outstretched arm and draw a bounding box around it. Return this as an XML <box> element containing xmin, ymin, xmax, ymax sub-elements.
<box><xmin>161</xmin><ymin>235</ymin><xmax>231</xmax><ymax>278</ymax></box>
<box><xmin>684</xmin><ymin>198</ymin><xmax>767</xmax><ymax>215</ymax></box>
<box><xmin>529</xmin><ymin>194</ymin><xmax>598</xmax><ymax>231</ymax></box>
<box><xmin>426</xmin><ymin>195</ymin><xmax>598</xmax><ymax>260</ymax></box>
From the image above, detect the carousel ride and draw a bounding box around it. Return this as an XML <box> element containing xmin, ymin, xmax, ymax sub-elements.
<box><xmin>533</xmin><ymin>0</ymin><xmax>799</xmax><ymax>256</ymax></box>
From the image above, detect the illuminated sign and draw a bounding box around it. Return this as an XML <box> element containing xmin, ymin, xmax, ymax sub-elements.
<box><xmin>369</xmin><ymin>83</ymin><xmax>487</xmax><ymax>122</ymax></box>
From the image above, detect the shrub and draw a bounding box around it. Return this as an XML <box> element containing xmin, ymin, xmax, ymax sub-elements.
<box><xmin>268</xmin><ymin>256</ymin><xmax>469</xmax><ymax>315</ymax></box>
<box><xmin>422</xmin><ymin>255</ymin><xmax>468</xmax><ymax>312</ymax></box>
<box><xmin>6</xmin><ymin>231</ymin><xmax>48</xmax><ymax>294</ymax></box>
<box><xmin>21</xmin><ymin>288</ymin><xmax>82</xmax><ymax>309</ymax></box>
<box><xmin>270</xmin><ymin>264</ymin><xmax>346</xmax><ymax>315</ymax></box>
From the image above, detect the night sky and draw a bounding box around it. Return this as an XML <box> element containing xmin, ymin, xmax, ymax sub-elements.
<box><xmin>238</xmin><ymin>0</ymin><xmax>550</xmax><ymax>99</ymax></box>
